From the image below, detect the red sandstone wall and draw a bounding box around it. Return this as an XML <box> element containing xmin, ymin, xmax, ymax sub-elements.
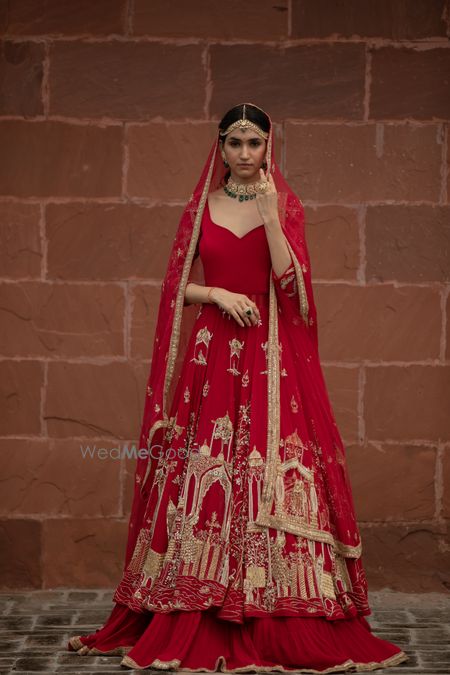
<box><xmin>0</xmin><ymin>0</ymin><xmax>449</xmax><ymax>591</ymax></box>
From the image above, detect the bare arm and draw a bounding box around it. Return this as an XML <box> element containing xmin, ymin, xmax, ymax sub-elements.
<box><xmin>184</xmin><ymin>282</ymin><xmax>215</xmax><ymax>306</ymax></box>
<box><xmin>264</xmin><ymin>217</ymin><xmax>293</xmax><ymax>279</ymax></box>
<box><xmin>255</xmin><ymin>169</ymin><xmax>292</xmax><ymax>278</ymax></box>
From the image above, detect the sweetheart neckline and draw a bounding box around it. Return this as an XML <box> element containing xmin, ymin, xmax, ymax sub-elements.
<box><xmin>206</xmin><ymin>200</ymin><xmax>264</xmax><ymax>240</ymax></box>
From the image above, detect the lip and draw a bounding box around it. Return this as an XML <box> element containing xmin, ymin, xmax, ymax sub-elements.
<box><xmin>238</xmin><ymin>164</ymin><xmax>252</xmax><ymax>167</ymax></box>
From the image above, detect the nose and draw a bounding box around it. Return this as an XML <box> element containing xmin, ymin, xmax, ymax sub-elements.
<box><xmin>240</xmin><ymin>145</ymin><xmax>250</xmax><ymax>159</ymax></box>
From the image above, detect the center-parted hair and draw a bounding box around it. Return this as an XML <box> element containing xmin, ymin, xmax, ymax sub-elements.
<box><xmin>218</xmin><ymin>103</ymin><xmax>271</xmax><ymax>136</ymax></box>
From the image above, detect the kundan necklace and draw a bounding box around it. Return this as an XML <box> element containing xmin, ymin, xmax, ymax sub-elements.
<box><xmin>223</xmin><ymin>177</ymin><xmax>269</xmax><ymax>202</ymax></box>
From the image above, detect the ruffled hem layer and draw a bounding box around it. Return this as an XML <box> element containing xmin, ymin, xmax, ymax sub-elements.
<box><xmin>68</xmin><ymin>603</ymin><xmax>409</xmax><ymax>673</ymax></box>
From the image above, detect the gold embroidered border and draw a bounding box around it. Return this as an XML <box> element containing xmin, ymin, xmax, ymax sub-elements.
<box><xmin>68</xmin><ymin>636</ymin><xmax>83</xmax><ymax>650</ymax></box>
<box><xmin>256</xmin><ymin>274</ymin><xmax>360</xmax><ymax>558</ymax></box>
<box><xmin>121</xmin><ymin>649</ymin><xmax>409</xmax><ymax>672</ymax></box>
<box><xmin>284</xmin><ymin>237</ymin><xmax>309</xmax><ymax>326</ymax></box>
<box><xmin>254</xmin><ymin>507</ymin><xmax>362</xmax><ymax>559</ymax></box>
<box><xmin>163</xmin><ymin>148</ymin><xmax>216</xmax><ymax>426</ymax></box>
<box><xmin>89</xmin><ymin>645</ymin><xmax>133</xmax><ymax>656</ymax></box>
<box><xmin>261</xmin><ymin>274</ymin><xmax>280</xmax><ymax>505</ymax></box>
<box><xmin>266</xmin><ymin>122</ymin><xmax>273</xmax><ymax>174</ymax></box>
<box><xmin>68</xmin><ymin>635</ymin><xmax>133</xmax><ymax>657</ymax></box>
<box><xmin>141</xmin><ymin>146</ymin><xmax>217</xmax><ymax>491</ymax></box>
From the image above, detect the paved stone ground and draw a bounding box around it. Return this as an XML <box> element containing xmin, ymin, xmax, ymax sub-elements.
<box><xmin>0</xmin><ymin>590</ymin><xmax>448</xmax><ymax>674</ymax></box>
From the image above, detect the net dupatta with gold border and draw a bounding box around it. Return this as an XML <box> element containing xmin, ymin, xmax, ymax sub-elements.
<box><xmin>123</xmin><ymin>111</ymin><xmax>362</xmax><ymax>569</ymax></box>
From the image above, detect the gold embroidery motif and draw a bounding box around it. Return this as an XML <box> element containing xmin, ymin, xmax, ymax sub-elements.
<box><xmin>119</xmin><ymin>401</ymin><xmax>373</xmax><ymax>625</ymax></box>
<box><xmin>164</xmin><ymin>413</ymin><xmax>184</xmax><ymax>443</ymax></box>
<box><xmin>227</xmin><ymin>337</ymin><xmax>245</xmax><ymax>375</ymax></box>
<box><xmin>279</xmin><ymin>341</ymin><xmax>287</xmax><ymax>377</ymax></box>
<box><xmin>256</xmin><ymin>423</ymin><xmax>362</xmax><ymax>558</ymax></box>
<box><xmin>211</xmin><ymin>411</ymin><xmax>234</xmax><ymax>462</ymax></box>
<box><xmin>280</xmin><ymin>271</ymin><xmax>295</xmax><ymax>289</ymax></box>
<box><xmin>128</xmin><ymin>528</ymin><xmax>152</xmax><ymax>575</ymax></box>
<box><xmin>319</xmin><ymin>569</ymin><xmax>336</xmax><ymax>599</ymax></box>
<box><xmin>241</xmin><ymin>368</ymin><xmax>249</xmax><ymax>387</ymax></box>
<box><xmin>190</xmin><ymin>326</ymin><xmax>213</xmax><ymax>366</ymax></box>
<box><xmin>260</xmin><ymin>340</ymin><xmax>268</xmax><ymax>375</ymax></box>
<box><xmin>290</xmin><ymin>394</ymin><xmax>299</xmax><ymax>413</ymax></box>
<box><xmin>260</xmin><ymin>340</ymin><xmax>286</xmax><ymax>376</ymax></box>
<box><xmin>246</xmin><ymin>564</ymin><xmax>266</xmax><ymax>588</ymax></box>
<box><xmin>142</xmin><ymin>548</ymin><xmax>165</xmax><ymax>582</ymax></box>
<box><xmin>174</xmin><ymin>435</ymin><xmax>234</xmax><ymax>581</ymax></box>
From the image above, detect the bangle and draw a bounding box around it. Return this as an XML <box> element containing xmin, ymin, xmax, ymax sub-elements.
<box><xmin>207</xmin><ymin>286</ymin><xmax>217</xmax><ymax>304</ymax></box>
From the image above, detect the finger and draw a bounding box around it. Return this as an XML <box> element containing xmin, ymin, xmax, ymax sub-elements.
<box><xmin>245</xmin><ymin>299</ymin><xmax>260</xmax><ymax>321</ymax></box>
<box><xmin>232</xmin><ymin>309</ymin><xmax>245</xmax><ymax>327</ymax></box>
<box><xmin>239</xmin><ymin>307</ymin><xmax>252</xmax><ymax>326</ymax></box>
<box><xmin>246</xmin><ymin>307</ymin><xmax>258</xmax><ymax>326</ymax></box>
<box><xmin>246</xmin><ymin>310</ymin><xmax>257</xmax><ymax>326</ymax></box>
<box><xmin>235</xmin><ymin>304</ymin><xmax>250</xmax><ymax>325</ymax></box>
<box><xmin>251</xmin><ymin>304</ymin><xmax>260</xmax><ymax>324</ymax></box>
<box><xmin>242</xmin><ymin>298</ymin><xmax>260</xmax><ymax>321</ymax></box>
<box><xmin>239</xmin><ymin>300</ymin><xmax>256</xmax><ymax>325</ymax></box>
<box><xmin>240</xmin><ymin>310</ymin><xmax>252</xmax><ymax>326</ymax></box>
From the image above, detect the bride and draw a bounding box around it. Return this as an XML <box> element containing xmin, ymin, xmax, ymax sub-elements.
<box><xmin>68</xmin><ymin>102</ymin><xmax>409</xmax><ymax>672</ymax></box>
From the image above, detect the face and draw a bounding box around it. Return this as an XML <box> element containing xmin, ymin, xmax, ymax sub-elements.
<box><xmin>221</xmin><ymin>127</ymin><xmax>267</xmax><ymax>183</ymax></box>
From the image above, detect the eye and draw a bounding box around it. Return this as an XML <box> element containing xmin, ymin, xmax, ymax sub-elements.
<box><xmin>229</xmin><ymin>141</ymin><xmax>240</xmax><ymax>147</ymax></box>
<box><xmin>250</xmin><ymin>140</ymin><xmax>262</xmax><ymax>146</ymax></box>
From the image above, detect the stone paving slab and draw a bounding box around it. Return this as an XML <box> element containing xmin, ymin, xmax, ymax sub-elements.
<box><xmin>0</xmin><ymin>589</ymin><xmax>448</xmax><ymax>674</ymax></box>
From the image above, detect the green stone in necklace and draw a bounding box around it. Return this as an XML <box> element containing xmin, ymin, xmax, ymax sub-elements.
<box><xmin>223</xmin><ymin>177</ymin><xmax>264</xmax><ymax>202</ymax></box>
<box><xmin>223</xmin><ymin>185</ymin><xmax>256</xmax><ymax>201</ymax></box>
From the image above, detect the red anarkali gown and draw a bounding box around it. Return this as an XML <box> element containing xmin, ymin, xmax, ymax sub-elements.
<box><xmin>68</xmin><ymin>200</ymin><xmax>409</xmax><ymax>672</ymax></box>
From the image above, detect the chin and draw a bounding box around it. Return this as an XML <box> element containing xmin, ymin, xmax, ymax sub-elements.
<box><xmin>235</xmin><ymin>168</ymin><xmax>259</xmax><ymax>181</ymax></box>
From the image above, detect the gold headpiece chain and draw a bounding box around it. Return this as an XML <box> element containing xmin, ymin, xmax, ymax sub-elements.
<box><xmin>219</xmin><ymin>103</ymin><xmax>269</xmax><ymax>140</ymax></box>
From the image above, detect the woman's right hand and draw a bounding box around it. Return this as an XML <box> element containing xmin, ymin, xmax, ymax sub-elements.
<box><xmin>209</xmin><ymin>288</ymin><xmax>261</xmax><ymax>327</ymax></box>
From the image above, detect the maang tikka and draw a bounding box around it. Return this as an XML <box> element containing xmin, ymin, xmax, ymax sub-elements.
<box><xmin>219</xmin><ymin>103</ymin><xmax>269</xmax><ymax>140</ymax></box>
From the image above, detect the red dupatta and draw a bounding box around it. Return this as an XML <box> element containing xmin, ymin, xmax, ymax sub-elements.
<box><xmin>124</xmin><ymin>105</ymin><xmax>362</xmax><ymax>569</ymax></box>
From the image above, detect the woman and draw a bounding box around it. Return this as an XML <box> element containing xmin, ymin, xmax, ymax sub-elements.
<box><xmin>68</xmin><ymin>103</ymin><xmax>409</xmax><ymax>672</ymax></box>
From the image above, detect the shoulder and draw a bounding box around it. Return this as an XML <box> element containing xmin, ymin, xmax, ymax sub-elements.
<box><xmin>209</xmin><ymin>187</ymin><xmax>226</xmax><ymax>199</ymax></box>
<box><xmin>208</xmin><ymin>188</ymin><xmax>226</xmax><ymax>206</ymax></box>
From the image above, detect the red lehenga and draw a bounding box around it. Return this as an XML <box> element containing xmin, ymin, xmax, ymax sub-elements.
<box><xmin>68</xmin><ymin>106</ymin><xmax>409</xmax><ymax>672</ymax></box>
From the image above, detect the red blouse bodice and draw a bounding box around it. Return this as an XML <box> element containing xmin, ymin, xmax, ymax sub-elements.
<box><xmin>199</xmin><ymin>200</ymin><xmax>272</xmax><ymax>294</ymax></box>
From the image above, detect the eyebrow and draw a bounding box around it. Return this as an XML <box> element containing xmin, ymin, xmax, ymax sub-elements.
<box><xmin>228</xmin><ymin>135</ymin><xmax>261</xmax><ymax>141</ymax></box>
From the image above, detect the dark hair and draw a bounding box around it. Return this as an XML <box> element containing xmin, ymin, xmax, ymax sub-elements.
<box><xmin>218</xmin><ymin>103</ymin><xmax>270</xmax><ymax>137</ymax></box>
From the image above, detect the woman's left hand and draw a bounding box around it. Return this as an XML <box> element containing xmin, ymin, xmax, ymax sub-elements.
<box><xmin>255</xmin><ymin>167</ymin><xmax>278</xmax><ymax>225</ymax></box>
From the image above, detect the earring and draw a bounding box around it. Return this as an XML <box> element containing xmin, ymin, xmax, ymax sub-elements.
<box><xmin>221</xmin><ymin>153</ymin><xmax>229</xmax><ymax>168</ymax></box>
<box><xmin>262</xmin><ymin>160</ymin><xmax>267</xmax><ymax>170</ymax></box>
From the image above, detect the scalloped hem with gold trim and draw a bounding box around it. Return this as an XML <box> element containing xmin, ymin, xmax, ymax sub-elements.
<box><xmin>121</xmin><ymin>650</ymin><xmax>409</xmax><ymax>672</ymax></box>
<box><xmin>68</xmin><ymin>635</ymin><xmax>132</xmax><ymax>656</ymax></box>
<box><xmin>68</xmin><ymin>605</ymin><xmax>408</xmax><ymax>672</ymax></box>
<box><xmin>68</xmin><ymin>636</ymin><xmax>84</xmax><ymax>651</ymax></box>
